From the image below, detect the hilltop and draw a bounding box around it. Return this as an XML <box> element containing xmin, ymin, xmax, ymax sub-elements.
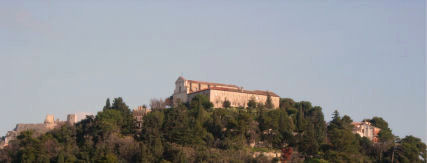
<box><xmin>0</xmin><ymin>96</ymin><xmax>425</xmax><ymax>162</ymax></box>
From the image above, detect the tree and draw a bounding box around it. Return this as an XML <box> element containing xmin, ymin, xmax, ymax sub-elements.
<box><xmin>103</xmin><ymin>98</ymin><xmax>111</xmax><ymax>110</ymax></box>
<box><xmin>326</xmin><ymin>111</ymin><xmax>364</xmax><ymax>161</ymax></box>
<box><xmin>139</xmin><ymin>143</ymin><xmax>153</xmax><ymax>163</ymax></box>
<box><xmin>307</xmin><ymin>106</ymin><xmax>326</xmax><ymax>144</ymax></box>
<box><xmin>358</xmin><ymin>136</ymin><xmax>374</xmax><ymax>157</ymax></box>
<box><xmin>190</xmin><ymin>95</ymin><xmax>213</xmax><ymax>109</ymax></box>
<box><xmin>57</xmin><ymin>152</ymin><xmax>65</xmax><ymax>163</ymax></box>
<box><xmin>265</xmin><ymin>94</ymin><xmax>274</xmax><ymax>109</ymax></box>
<box><xmin>392</xmin><ymin>135</ymin><xmax>426</xmax><ymax>162</ymax></box>
<box><xmin>111</xmin><ymin>97</ymin><xmax>130</xmax><ymax>112</ymax></box>
<box><xmin>190</xmin><ymin>97</ymin><xmax>211</xmax><ymax>146</ymax></box>
<box><xmin>152</xmin><ymin>137</ymin><xmax>164</xmax><ymax>158</ymax></box>
<box><xmin>247</xmin><ymin>97</ymin><xmax>257</xmax><ymax>109</ymax></box>
<box><xmin>299</xmin><ymin>124</ymin><xmax>319</xmax><ymax>156</ymax></box>
<box><xmin>108</xmin><ymin>97</ymin><xmax>134</xmax><ymax>134</ymax></box>
<box><xmin>278</xmin><ymin>109</ymin><xmax>294</xmax><ymax>134</ymax></box>
<box><xmin>223</xmin><ymin>99</ymin><xmax>231</xmax><ymax>108</ymax></box>
<box><xmin>341</xmin><ymin>115</ymin><xmax>353</xmax><ymax>130</ymax></box>
<box><xmin>329</xmin><ymin>110</ymin><xmax>341</xmax><ymax>129</ymax></box>
<box><xmin>141</xmin><ymin>111</ymin><xmax>164</xmax><ymax>142</ymax></box>
<box><xmin>96</xmin><ymin>109</ymin><xmax>124</xmax><ymax>134</ymax></box>
<box><xmin>369</xmin><ymin>117</ymin><xmax>389</xmax><ymax>130</ymax></box>
<box><xmin>279</xmin><ymin>98</ymin><xmax>295</xmax><ymax>110</ymax></box>
<box><xmin>369</xmin><ymin>117</ymin><xmax>394</xmax><ymax>143</ymax></box>
<box><xmin>4</xmin><ymin>97</ymin><xmax>426</xmax><ymax>163</ymax></box>
<box><xmin>296</xmin><ymin>106</ymin><xmax>306</xmax><ymax>132</ymax></box>
<box><xmin>163</xmin><ymin>105</ymin><xmax>193</xmax><ymax>145</ymax></box>
<box><xmin>327</xmin><ymin>127</ymin><xmax>360</xmax><ymax>152</ymax></box>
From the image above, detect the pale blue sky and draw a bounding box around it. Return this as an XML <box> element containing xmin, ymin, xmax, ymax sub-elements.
<box><xmin>0</xmin><ymin>1</ymin><xmax>425</xmax><ymax>141</ymax></box>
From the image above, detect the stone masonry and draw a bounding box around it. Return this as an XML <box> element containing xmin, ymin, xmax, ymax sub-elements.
<box><xmin>172</xmin><ymin>76</ymin><xmax>280</xmax><ymax>108</ymax></box>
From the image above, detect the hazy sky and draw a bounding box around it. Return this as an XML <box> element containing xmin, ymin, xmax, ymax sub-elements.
<box><xmin>0</xmin><ymin>1</ymin><xmax>425</xmax><ymax>141</ymax></box>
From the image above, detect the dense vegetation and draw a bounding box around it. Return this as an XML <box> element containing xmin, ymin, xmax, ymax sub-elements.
<box><xmin>0</xmin><ymin>96</ymin><xmax>425</xmax><ymax>163</ymax></box>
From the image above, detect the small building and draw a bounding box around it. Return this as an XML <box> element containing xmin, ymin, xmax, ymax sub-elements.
<box><xmin>67</xmin><ymin>112</ymin><xmax>93</xmax><ymax>125</ymax></box>
<box><xmin>352</xmin><ymin>121</ymin><xmax>381</xmax><ymax>143</ymax></box>
<box><xmin>133</xmin><ymin>106</ymin><xmax>151</xmax><ymax>129</ymax></box>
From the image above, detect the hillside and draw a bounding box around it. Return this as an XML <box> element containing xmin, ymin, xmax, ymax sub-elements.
<box><xmin>0</xmin><ymin>96</ymin><xmax>425</xmax><ymax>163</ymax></box>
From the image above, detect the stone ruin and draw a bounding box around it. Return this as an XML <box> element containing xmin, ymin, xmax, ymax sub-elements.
<box><xmin>0</xmin><ymin>113</ymin><xmax>93</xmax><ymax>149</ymax></box>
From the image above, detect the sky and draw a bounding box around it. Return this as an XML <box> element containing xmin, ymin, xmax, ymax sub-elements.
<box><xmin>0</xmin><ymin>0</ymin><xmax>425</xmax><ymax>141</ymax></box>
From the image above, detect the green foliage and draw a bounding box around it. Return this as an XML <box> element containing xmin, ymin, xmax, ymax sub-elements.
<box><xmin>103</xmin><ymin>98</ymin><xmax>111</xmax><ymax>111</ymax></box>
<box><xmin>391</xmin><ymin>135</ymin><xmax>427</xmax><ymax>163</ymax></box>
<box><xmin>305</xmin><ymin>158</ymin><xmax>329</xmax><ymax>163</ymax></box>
<box><xmin>279</xmin><ymin>98</ymin><xmax>295</xmax><ymax>109</ymax></box>
<box><xmin>1</xmin><ymin>97</ymin><xmax>424</xmax><ymax>163</ymax></box>
<box><xmin>247</xmin><ymin>98</ymin><xmax>257</xmax><ymax>109</ymax></box>
<box><xmin>265</xmin><ymin>94</ymin><xmax>274</xmax><ymax>109</ymax></box>
<box><xmin>57</xmin><ymin>152</ymin><xmax>65</xmax><ymax>163</ymax></box>
<box><xmin>163</xmin><ymin>105</ymin><xmax>192</xmax><ymax>145</ymax></box>
<box><xmin>190</xmin><ymin>95</ymin><xmax>213</xmax><ymax>109</ymax></box>
<box><xmin>139</xmin><ymin>142</ymin><xmax>153</xmax><ymax>163</ymax></box>
<box><xmin>223</xmin><ymin>99</ymin><xmax>231</xmax><ymax>108</ymax></box>
<box><xmin>369</xmin><ymin>117</ymin><xmax>389</xmax><ymax>130</ymax></box>
<box><xmin>97</xmin><ymin>109</ymin><xmax>124</xmax><ymax>134</ymax></box>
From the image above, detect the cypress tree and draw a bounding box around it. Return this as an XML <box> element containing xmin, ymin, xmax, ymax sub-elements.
<box><xmin>103</xmin><ymin>98</ymin><xmax>111</xmax><ymax>110</ymax></box>
<box><xmin>265</xmin><ymin>93</ymin><xmax>273</xmax><ymax>109</ymax></box>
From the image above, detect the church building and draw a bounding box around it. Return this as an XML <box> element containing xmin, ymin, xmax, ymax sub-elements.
<box><xmin>172</xmin><ymin>76</ymin><xmax>280</xmax><ymax>108</ymax></box>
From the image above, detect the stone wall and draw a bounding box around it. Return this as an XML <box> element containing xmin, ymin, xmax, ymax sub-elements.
<box><xmin>173</xmin><ymin>76</ymin><xmax>242</xmax><ymax>104</ymax></box>
<box><xmin>1</xmin><ymin>121</ymin><xmax>65</xmax><ymax>148</ymax></box>
<box><xmin>133</xmin><ymin>106</ymin><xmax>151</xmax><ymax>129</ymax></box>
<box><xmin>173</xmin><ymin>76</ymin><xmax>280</xmax><ymax>109</ymax></box>
<box><xmin>188</xmin><ymin>89</ymin><xmax>280</xmax><ymax>108</ymax></box>
<box><xmin>1</xmin><ymin>113</ymin><xmax>90</xmax><ymax>149</ymax></box>
<box><xmin>67</xmin><ymin>114</ymin><xmax>77</xmax><ymax>125</ymax></box>
<box><xmin>211</xmin><ymin>89</ymin><xmax>280</xmax><ymax>108</ymax></box>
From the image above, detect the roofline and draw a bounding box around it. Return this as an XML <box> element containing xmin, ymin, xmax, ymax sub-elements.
<box><xmin>187</xmin><ymin>80</ymin><xmax>240</xmax><ymax>88</ymax></box>
<box><xmin>188</xmin><ymin>87</ymin><xmax>280</xmax><ymax>97</ymax></box>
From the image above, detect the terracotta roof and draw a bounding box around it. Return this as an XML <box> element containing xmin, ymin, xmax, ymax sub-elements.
<box><xmin>351</xmin><ymin>122</ymin><xmax>362</xmax><ymax>126</ymax></box>
<box><xmin>188</xmin><ymin>87</ymin><xmax>280</xmax><ymax>97</ymax></box>
<box><xmin>187</xmin><ymin>80</ymin><xmax>240</xmax><ymax>88</ymax></box>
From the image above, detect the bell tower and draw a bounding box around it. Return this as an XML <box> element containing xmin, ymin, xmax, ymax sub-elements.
<box><xmin>173</xmin><ymin>76</ymin><xmax>189</xmax><ymax>104</ymax></box>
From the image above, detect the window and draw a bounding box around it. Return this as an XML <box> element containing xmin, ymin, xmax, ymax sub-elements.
<box><xmin>179</xmin><ymin>86</ymin><xmax>181</xmax><ymax>92</ymax></box>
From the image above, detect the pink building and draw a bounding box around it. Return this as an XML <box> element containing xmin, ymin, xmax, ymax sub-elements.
<box><xmin>352</xmin><ymin>121</ymin><xmax>381</xmax><ymax>143</ymax></box>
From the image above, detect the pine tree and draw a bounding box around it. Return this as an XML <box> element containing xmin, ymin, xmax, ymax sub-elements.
<box><xmin>265</xmin><ymin>93</ymin><xmax>274</xmax><ymax>109</ymax></box>
<box><xmin>152</xmin><ymin>137</ymin><xmax>164</xmax><ymax>159</ymax></box>
<box><xmin>103</xmin><ymin>98</ymin><xmax>111</xmax><ymax>110</ymax></box>
<box><xmin>223</xmin><ymin>99</ymin><xmax>231</xmax><ymax>108</ymax></box>
<box><xmin>332</xmin><ymin>110</ymin><xmax>340</xmax><ymax>121</ymax></box>
<box><xmin>296</xmin><ymin>106</ymin><xmax>305</xmax><ymax>132</ymax></box>
<box><xmin>247</xmin><ymin>97</ymin><xmax>257</xmax><ymax>109</ymax></box>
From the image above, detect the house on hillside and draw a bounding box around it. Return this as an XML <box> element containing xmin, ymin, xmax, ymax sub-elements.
<box><xmin>352</xmin><ymin>121</ymin><xmax>381</xmax><ymax>143</ymax></box>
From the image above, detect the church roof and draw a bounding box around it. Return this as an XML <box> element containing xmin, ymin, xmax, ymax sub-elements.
<box><xmin>175</xmin><ymin>76</ymin><xmax>186</xmax><ymax>83</ymax></box>
<box><xmin>189</xmin><ymin>87</ymin><xmax>280</xmax><ymax>97</ymax></box>
<box><xmin>187</xmin><ymin>80</ymin><xmax>240</xmax><ymax>88</ymax></box>
<box><xmin>177</xmin><ymin>76</ymin><xmax>186</xmax><ymax>80</ymax></box>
